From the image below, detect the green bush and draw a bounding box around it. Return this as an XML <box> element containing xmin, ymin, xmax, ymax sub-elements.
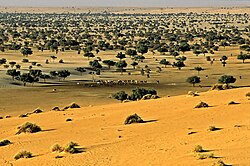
<box><xmin>112</xmin><ymin>91</ymin><xmax>128</xmax><ymax>102</ymax></box>
<box><xmin>14</xmin><ymin>151</ymin><xmax>32</xmax><ymax>160</ymax></box>
<box><xmin>124</xmin><ymin>113</ymin><xmax>144</xmax><ymax>125</ymax></box>
<box><xmin>129</xmin><ymin>87</ymin><xmax>157</xmax><ymax>101</ymax></box>
<box><xmin>51</xmin><ymin>144</ymin><xmax>63</xmax><ymax>152</ymax></box>
<box><xmin>16</xmin><ymin>122</ymin><xmax>41</xmax><ymax>134</ymax></box>
<box><xmin>64</xmin><ymin>142</ymin><xmax>79</xmax><ymax>154</ymax></box>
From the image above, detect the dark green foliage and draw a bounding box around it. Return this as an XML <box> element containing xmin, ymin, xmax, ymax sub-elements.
<box><xmin>126</xmin><ymin>49</ymin><xmax>137</xmax><ymax>56</ymax></box>
<box><xmin>186</xmin><ymin>76</ymin><xmax>201</xmax><ymax>86</ymax></box>
<box><xmin>102</xmin><ymin>60</ymin><xmax>116</xmax><ymax>69</ymax></box>
<box><xmin>14</xmin><ymin>151</ymin><xmax>33</xmax><ymax>160</ymax></box>
<box><xmin>0</xmin><ymin>139</ymin><xmax>11</xmax><ymax>146</ymax></box>
<box><xmin>75</xmin><ymin>67</ymin><xmax>86</xmax><ymax>75</ymax></box>
<box><xmin>22</xmin><ymin>58</ymin><xmax>29</xmax><ymax>63</ymax></box>
<box><xmin>237</xmin><ymin>53</ymin><xmax>250</xmax><ymax>63</ymax></box>
<box><xmin>137</xmin><ymin>44</ymin><xmax>148</xmax><ymax>55</ymax></box>
<box><xmin>130</xmin><ymin>87</ymin><xmax>157</xmax><ymax>101</ymax></box>
<box><xmin>112</xmin><ymin>91</ymin><xmax>128</xmax><ymax>102</ymax></box>
<box><xmin>134</xmin><ymin>55</ymin><xmax>145</xmax><ymax>62</ymax></box>
<box><xmin>218</xmin><ymin>75</ymin><xmax>236</xmax><ymax>85</ymax></box>
<box><xmin>15</xmin><ymin>73</ymin><xmax>39</xmax><ymax>86</ymax></box>
<box><xmin>0</xmin><ymin>58</ymin><xmax>7</xmax><ymax>65</ymax></box>
<box><xmin>20</xmin><ymin>47</ymin><xmax>33</xmax><ymax>56</ymax></box>
<box><xmin>57</xmin><ymin>70</ymin><xmax>71</xmax><ymax>80</ymax></box>
<box><xmin>159</xmin><ymin>59</ymin><xmax>170</xmax><ymax>67</ymax></box>
<box><xmin>39</xmin><ymin>74</ymin><xmax>50</xmax><ymax>82</ymax></box>
<box><xmin>193</xmin><ymin>67</ymin><xmax>204</xmax><ymax>75</ymax></box>
<box><xmin>89</xmin><ymin>60</ymin><xmax>102</xmax><ymax>69</ymax></box>
<box><xmin>172</xmin><ymin>60</ymin><xmax>185</xmax><ymax>70</ymax></box>
<box><xmin>115</xmin><ymin>60</ymin><xmax>127</xmax><ymax>74</ymax></box>
<box><xmin>124</xmin><ymin>113</ymin><xmax>144</xmax><ymax>125</ymax></box>
<box><xmin>84</xmin><ymin>52</ymin><xmax>95</xmax><ymax>59</ymax></box>
<box><xmin>116</xmin><ymin>52</ymin><xmax>126</xmax><ymax>60</ymax></box>
<box><xmin>131</xmin><ymin>61</ymin><xmax>138</xmax><ymax>69</ymax></box>
<box><xmin>16</xmin><ymin>122</ymin><xmax>41</xmax><ymax>134</ymax></box>
<box><xmin>6</xmin><ymin>69</ymin><xmax>20</xmax><ymax>80</ymax></box>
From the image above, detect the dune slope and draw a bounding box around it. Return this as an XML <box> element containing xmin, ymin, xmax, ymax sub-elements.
<box><xmin>0</xmin><ymin>88</ymin><xmax>249</xmax><ymax>166</ymax></box>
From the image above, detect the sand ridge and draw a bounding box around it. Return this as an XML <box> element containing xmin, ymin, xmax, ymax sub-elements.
<box><xmin>0</xmin><ymin>87</ymin><xmax>249</xmax><ymax>165</ymax></box>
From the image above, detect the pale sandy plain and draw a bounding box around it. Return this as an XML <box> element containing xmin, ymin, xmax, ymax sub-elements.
<box><xmin>0</xmin><ymin>87</ymin><xmax>249</xmax><ymax>165</ymax></box>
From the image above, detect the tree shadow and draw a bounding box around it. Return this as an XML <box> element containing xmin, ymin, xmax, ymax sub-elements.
<box><xmin>75</xmin><ymin>147</ymin><xmax>87</xmax><ymax>153</ymax></box>
<box><xmin>141</xmin><ymin>119</ymin><xmax>158</xmax><ymax>123</ymax></box>
<box><xmin>41</xmin><ymin>129</ymin><xmax>56</xmax><ymax>132</ymax></box>
<box><xmin>188</xmin><ymin>131</ymin><xmax>197</xmax><ymax>135</ymax></box>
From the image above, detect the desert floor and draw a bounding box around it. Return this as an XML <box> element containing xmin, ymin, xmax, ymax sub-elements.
<box><xmin>0</xmin><ymin>87</ymin><xmax>249</xmax><ymax>165</ymax></box>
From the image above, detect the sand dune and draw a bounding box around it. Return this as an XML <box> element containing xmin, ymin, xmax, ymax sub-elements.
<box><xmin>0</xmin><ymin>87</ymin><xmax>249</xmax><ymax>165</ymax></box>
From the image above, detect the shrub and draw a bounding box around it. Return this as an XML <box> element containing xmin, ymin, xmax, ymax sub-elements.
<box><xmin>112</xmin><ymin>91</ymin><xmax>128</xmax><ymax>102</ymax></box>
<box><xmin>194</xmin><ymin>145</ymin><xmax>204</xmax><ymax>152</ymax></box>
<box><xmin>129</xmin><ymin>87</ymin><xmax>157</xmax><ymax>101</ymax></box>
<box><xmin>14</xmin><ymin>151</ymin><xmax>32</xmax><ymax>160</ymax></box>
<box><xmin>198</xmin><ymin>153</ymin><xmax>214</xmax><ymax>159</ymax></box>
<box><xmin>208</xmin><ymin>126</ymin><xmax>218</xmax><ymax>131</ymax></box>
<box><xmin>0</xmin><ymin>139</ymin><xmax>11</xmax><ymax>146</ymax></box>
<box><xmin>194</xmin><ymin>102</ymin><xmax>209</xmax><ymax>108</ymax></box>
<box><xmin>246</xmin><ymin>92</ymin><xmax>250</xmax><ymax>98</ymax></box>
<box><xmin>212</xmin><ymin>160</ymin><xmax>227</xmax><ymax>166</ymax></box>
<box><xmin>218</xmin><ymin>75</ymin><xmax>236</xmax><ymax>85</ymax></box>
<box><xmin>16</xmin><ymin>122</ymin><xmax>41</xmax><ymax>134</ymax></box>
<box><xmin>228</xmin><ymin>101</ymin><xmax>239</xmax><ymax>105</ymax></box>
<box><xmin>186</xmin><ymin>76</ymin><xmax>201</xmax><ymax>87</ymax></box>
<box><xmin>51</xmin><ymin>144</ymin><xmax>63</xmax><ymax>153</ymax></box>
<box><xmin>124</xmin><ymin>113</ymin><xmax>144</xmax><ymax>125</ymax></box>
<box><xmin>64</xmin><ymin>142</ymin><xmax>79</xmax><ymax>154</ymax></box>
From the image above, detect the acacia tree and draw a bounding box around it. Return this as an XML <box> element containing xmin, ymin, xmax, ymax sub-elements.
<box><xmin>89</xmin><ymin>60</ymin><xmax>102</xmax><ymax>70</ymax></box>
<box><xmin>75</xmin><ymin>67</ymin><xmax>86</xmax><ymax>75</ymax></box>
<box><xmin>218</xmin><ymin>75</ymin><xmax>236</xmax><ymax>85</ymax></box>
<box><xmin>115</xmin><ymin>60</ymin><xmax>127</xmax><ymax>75</ymax></box>
<box><xmin>160</xmin><ymin>59</ymin><xmax>170</xmax><ymax>68</ymax></box>
<box><xmin>193</xmin><ymin>66</ymin><xmax>204</xmax><ymax>75</ymax></box>
<box><xmin>220</xmin><ymin>55</ymin><xmax>228</xmax><ymax>67</ymax></box>
<box><xmin>102</xmin><ymin>60</ymin><xmax>116</xmax><ymax>69</ymax></box>
<box><xmin>20</xmin><ymin>48</ymin><xmax>33</xmax><ymax>57</ymax></box>
<box><xmin>112</xmin><ymin>91</ymin><xmax>128</xmax><ymax>102</ymax></box>
<box><xmin>186</xmin><ymin>76</ymin><xmax>201</xmax><ymax>87</ymax></box>
<box><xmin>237</xmin><ymin>52</ymin><xmax>250</xmax><ymax>63</ymax></box>
<box><xmin>172</xmin><ymin>60</ymin><xmax>185</xmax><ymax>70</ymax></box>
<box><xmin>131</xmin><ymin>61</ymin><xmax>138</xmax><ymax>69</ymax></box>
<box><xmin>39</xmin><ymin>74</ymin><xmax>50</xmax><ymax>82</ymax></box>
<box><xmin>57</xmin><ymin>70</ymin><xmax>71</xmax><ymax>80</ymax></box>
<box><xmin>116</xmin><ymin>52</ymin><xmax>126</xmax><ymax>61</ymax></box>
<box><xmin>6</xmin><ymin>69</ymin><xmax>20</xmax><ymax>80</ymax></box>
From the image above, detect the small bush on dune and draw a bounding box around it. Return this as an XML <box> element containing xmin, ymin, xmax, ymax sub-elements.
<box><xmin>212</xmin><ymin>160</ymin><xmax>227</xmax><ymax>166</ymax></box>
<box><xmin>0</xmin><ymin>139</ymin><xmax>11</xmax><ymax>146</ymax></box>
<box><xmin>64</xmin><ymin>142</ymin><xmax>79</xmax><ymax>154</ymax></box>
<box><xmin>198</xmin><ymin>153</ymin><xmax>215</xmax><ymax>160</ymax></box>
<box><xmin>124</xmin><ymin>113</ymin><xmax>144</xmax><ymax>125</ymax></box>
<box><xmin>51</xmin><ymin>144</ymin><xmax>63</xmax><ymax>153</ymax></box>
<box><xmin>16</xmin><ymin>122</ymin><xmax>41</xmax><ymax>134</ymax></box>
<box><xmin>246</xmin><ymin>92</ymin><xmax>250</xmax><ymax>98</ymax></box>
<box><xmin>14</xmin><ymin>150</ymin><xmax>32</xmax><ymax>160</ymax></box>
<box><xmin>51</xmin><ymin>142</ymin><xmax>80</xmax><ymax>154</ymax></box>
<box><xmin>194</xmin><ymin>101</ymin><xmax>209</xmax><ymax>108</ymax></box>
<box><xmin>194</xmin><ymin>145</ymin><xmax>204</xmax><ymax>152</ymax></box>
<box><xmin>208</xmin><ymin>126</ymin><xmax>219</xmax><ymax>131</ymax></box>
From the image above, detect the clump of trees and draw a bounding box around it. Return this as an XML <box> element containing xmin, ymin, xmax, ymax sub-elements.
<box><xmin>112</xmin><ymin>87</ymin><xmax>157</xmax><ymax>102</ymax></box>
